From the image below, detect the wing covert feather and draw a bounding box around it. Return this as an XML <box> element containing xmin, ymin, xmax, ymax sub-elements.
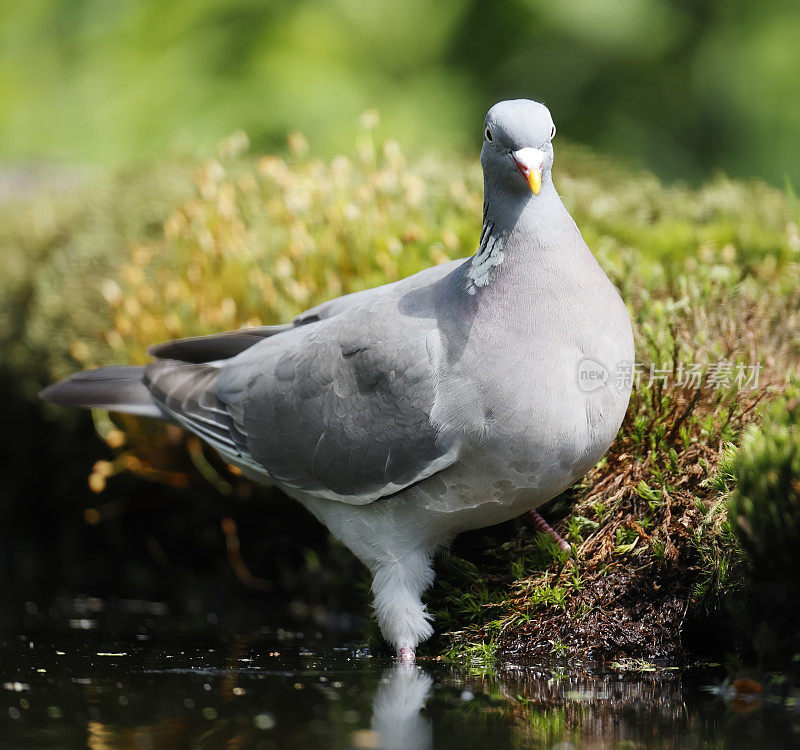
<box><xmin>216</xmin><ymin>306</ymin><xmax>457</xmax><ymax>504</ymax></box>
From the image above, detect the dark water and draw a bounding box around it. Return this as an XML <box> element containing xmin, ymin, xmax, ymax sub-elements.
<box><xmin>1</xmin><ymin>597</ymin><xmax>799</xmax><ymax>749</ymax></box>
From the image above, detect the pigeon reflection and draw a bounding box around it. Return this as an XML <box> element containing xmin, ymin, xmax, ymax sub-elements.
<box><xmin>370</xmin><ymin>663</ymin><xmax>433</xmax><ymax>750</ymax></box>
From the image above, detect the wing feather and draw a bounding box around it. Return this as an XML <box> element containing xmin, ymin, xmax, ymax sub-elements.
<box><xmin>214</xmin><ymin>303</ymin><xmax>459</xmax><ymax>504</ymax></box>
<box><xmin>142</xmin><ymin>258</ymin><xmax>466</xmax><ymax>504</ymax></box>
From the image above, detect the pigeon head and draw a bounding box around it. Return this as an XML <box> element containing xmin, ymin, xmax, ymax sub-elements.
<box><xmin>481</xmin><ymin>99</ymin><xmax>556</xmax><ymax>198</ymax></box>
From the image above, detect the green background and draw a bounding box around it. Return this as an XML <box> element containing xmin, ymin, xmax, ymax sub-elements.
<box><xmin>2</xmin><ymin>0</ymin><xmax>800</xmax><ymax>183</ymax></box>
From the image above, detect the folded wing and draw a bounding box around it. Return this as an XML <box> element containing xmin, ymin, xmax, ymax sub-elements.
<box><xmin>146</xmin><ymin>304</ymin><xmax>458</xmax><ymax>505</ymax></box>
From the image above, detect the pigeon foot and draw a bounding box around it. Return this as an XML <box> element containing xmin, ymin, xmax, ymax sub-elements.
<box><xmin>398</xmin><ymin>644</ymin><xmax>416</xmax><ymax>664</ymax></box>
<box><xmin>527</xmin><ymin>509</ymin><xmax>571</xmax><ymax>553</ymax></box>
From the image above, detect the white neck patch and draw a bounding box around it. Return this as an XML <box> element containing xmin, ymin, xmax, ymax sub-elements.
<box><xmin>465</xmin><ymin>219</ymin><xmax>507</xmax><ymax>295</ymax></box>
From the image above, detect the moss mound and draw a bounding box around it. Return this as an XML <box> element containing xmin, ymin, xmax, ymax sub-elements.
<box><xmin>5</xmin><ymin>122</ymin><xmax>800</xmax><ymax>665</ymax></box>
<box><xmin>730</xmin><ymin>384</ymin><xmax>800</xmax><ymax>580</ymax></box>
<box><xmin>717</xmin><ymin>385</ymin><xmax>800</xmax><ymax>666</ymax></box>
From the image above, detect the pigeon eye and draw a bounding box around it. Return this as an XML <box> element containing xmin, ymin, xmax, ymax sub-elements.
<box><xmin>550</xmin><ymin>124</ymin><xmax>556</xmax><ymax>140</ymax></box>
<box><xmin>484</xmin><ymin>127</ymin><xmax>493</xmax><ymax>143</ymax></box>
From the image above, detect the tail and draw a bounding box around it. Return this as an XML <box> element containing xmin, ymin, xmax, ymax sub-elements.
<box><xmin>39</xmin><ymin>365</ymin><xmax>166</xmax><ymax>420</ymax></box>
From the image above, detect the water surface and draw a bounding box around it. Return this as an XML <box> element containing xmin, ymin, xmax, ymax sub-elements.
<box><xmin>1</xmin><ymin>597</ymin><xmax>797</xmax><ymax>749</ymax></box>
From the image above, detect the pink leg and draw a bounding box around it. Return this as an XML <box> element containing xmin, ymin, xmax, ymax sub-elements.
<box><xmin>528</xmin><ymin>509</ymin><xmax>571</xmax><ymax>553</ymax></box>
<box><xmin>398</xmin><ymin>644</ymin><xmax>415</xmax><ymax>664</ymax></box>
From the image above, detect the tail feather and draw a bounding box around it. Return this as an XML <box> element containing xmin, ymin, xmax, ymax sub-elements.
<box><xmin>39</xmin><ymin>365</ymin><xmax>166</xmax><ymax>420</ymax></box>
<box><xmin>147</xmin><ymin>324</ymin><xmax>294</xmax><ymax>363</ymax></box>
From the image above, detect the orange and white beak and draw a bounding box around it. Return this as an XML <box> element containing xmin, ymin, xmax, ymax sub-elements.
<box><xmin>511</xmin><ymin>147</ymin><xmax>545</xmax><ymax>195</ymax></box>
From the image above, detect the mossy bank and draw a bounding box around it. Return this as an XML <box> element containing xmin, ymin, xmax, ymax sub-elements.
<box><xmin>7</xmin><ymin>119</ymin><xmax>800</xmax><ymax>667</ymax></box>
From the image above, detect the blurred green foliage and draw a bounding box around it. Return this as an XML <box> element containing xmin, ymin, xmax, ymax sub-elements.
<box><xmin>1</xmin><ymin>114</ymin><xmax>794</xmax><ymax>405</ymax></box>
<box><xmin>0</xmin><ymin>161</ymin><xmax>194</xmax><ymax>389</ymax></box>
<box><xmin>2</xmin><ymin>0</ymin><xmax>800</xmax><ymax>183</ymax></box>
<box><xmin>721</xmin><ymin>384</ymin><xmax>800</xmax><ymax>666</ymax></box>
<box><xmin>12</xmin><ymin>121</ymin><xmax>795</xmax><ymax>391</ymax></box>
<box><xmin>730</xmin><ymin>383</ymin><xmax>800</xmax><ymax>580</ymax></box>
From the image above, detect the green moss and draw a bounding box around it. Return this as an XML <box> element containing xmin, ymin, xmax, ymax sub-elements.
<box><xmin>709</xmin><ymin>384</ymin><xmax>800</xmax><ymax>667</ymax></box>
<box><xmin>5</xmin><ymin>123</ymin><xmax>800</xmax><ymax>665</ymax></box>
<box><xmin>729</xmin><ymin>383</ymin><xmax>800</xmax><ymax>580</ymax></box>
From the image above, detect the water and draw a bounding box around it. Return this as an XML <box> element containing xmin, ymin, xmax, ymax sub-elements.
<box><xmin>1</xmin><ymin>597</ymin><xmax>798</xmax><ymax>749</ymax></box>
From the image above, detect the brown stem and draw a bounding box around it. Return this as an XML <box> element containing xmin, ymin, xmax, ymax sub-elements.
<box><xmin>221</xmin><ymin>517</ymin><xmax>272</xmax><ymax>591</ymax></box>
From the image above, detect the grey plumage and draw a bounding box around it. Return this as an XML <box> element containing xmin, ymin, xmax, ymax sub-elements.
<box><xmin>40</xmin><ymin>366</ymin><xmax>164</xmax><ymax>420</ymax></box>
<box><xmin>41</xmin><ymin>100</ymin><xmax>634</xmax><ymax>660</ymax></box>
<box><xmin>147</xmin><ymin>323</ymin><xmax>295</xmax><ymax>363</ymax></box>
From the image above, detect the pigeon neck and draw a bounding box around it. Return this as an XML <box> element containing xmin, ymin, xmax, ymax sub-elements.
<box><xmin>465</xmin><ymin>178</ymin><xmax>562</xmax><ymax>295</ymax></box>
